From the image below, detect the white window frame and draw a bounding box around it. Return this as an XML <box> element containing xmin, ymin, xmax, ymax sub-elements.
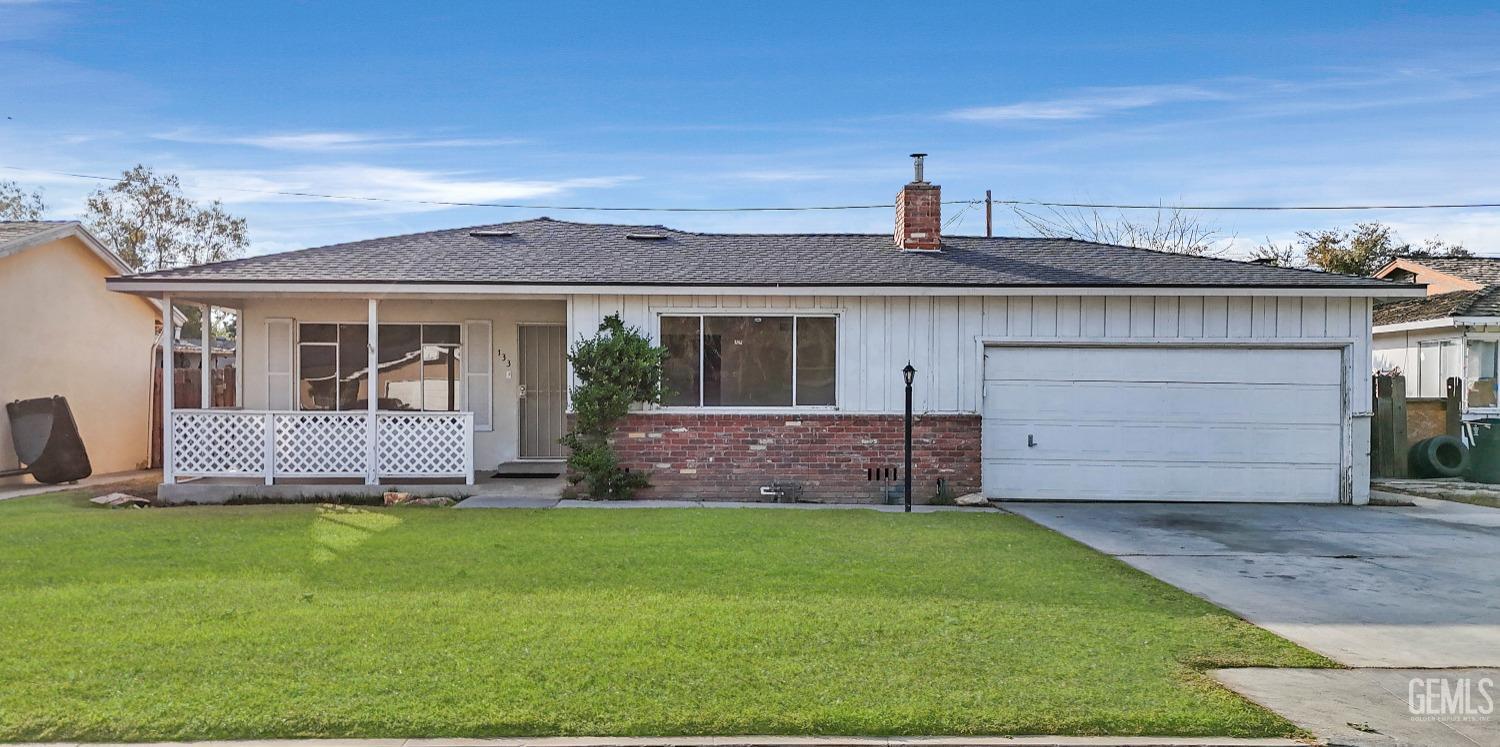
<box><xmin>654</xmin><ymin>312</ymin><xmax>840</xmax><ymax>411</ymax></box>
<box><xmin>294</xmin><ymin>321</ymin><xmax>465</xmax><ymax>413</ymax></box>
<box><xmin>1417</xmin><ymin>339</ymin><xmax>1461</xmax><ymax>399</ymax></box>
<box><xmin>1464</xmin><ymin>334</ymin><xmax>1500</xmax><ymax>412</ymax></box>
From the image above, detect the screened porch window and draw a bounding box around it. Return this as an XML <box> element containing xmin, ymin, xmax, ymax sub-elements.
<box><xmin>660</xmin><ymin>315</ymin><xmax>836</xmax><ymax>407</ymax></box>
<box><xmin>297</xmin><ymin>323</ymin><xmax>461</xmax><ymax>411</ymax></box>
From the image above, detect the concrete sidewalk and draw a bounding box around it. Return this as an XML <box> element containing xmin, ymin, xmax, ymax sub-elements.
<box><xmin>1216</xmin><ymin>667</ymin><xmax>1500</xmax><ymax>746</ymax></box>
<box><xmin>2</xmin><ymin>736</ymin><xmax>1308</xmax><ymax>747</ymax></box>
<box><xmin>0</xmin><ymin>469</ymin><xmax>158</xmax><ymax>502</ymax></box>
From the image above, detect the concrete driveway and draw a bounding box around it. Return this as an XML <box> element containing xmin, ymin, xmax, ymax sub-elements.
<box><xmin>1004</xmin><ymin>498</ymin><xmax>1500</xmax><ymax>668</ymax></box>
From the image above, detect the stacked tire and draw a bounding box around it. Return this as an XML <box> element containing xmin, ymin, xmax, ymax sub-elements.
<box><xmin>1408</xmin><ymin>435</ymin><xmax>1468</xmax><ymax>479</ymax></box>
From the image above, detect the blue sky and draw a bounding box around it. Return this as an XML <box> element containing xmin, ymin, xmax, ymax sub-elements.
<box><xmin>5</xmin><ymin>1</ymin><xmax>1500</xmax><ymax>257</ymax></box>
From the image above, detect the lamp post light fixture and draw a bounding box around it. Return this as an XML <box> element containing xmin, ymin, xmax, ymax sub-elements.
<box><xmin>902</xmin><ymin>363</ymin><xmax>916</xmax><ymax>513</ymax></box>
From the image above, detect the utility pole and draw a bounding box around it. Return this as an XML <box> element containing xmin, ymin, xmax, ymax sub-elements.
<box><xmin>985</xmin><ymin>190</ymin><xmax>993</xmax><ymax>237</ymax></box>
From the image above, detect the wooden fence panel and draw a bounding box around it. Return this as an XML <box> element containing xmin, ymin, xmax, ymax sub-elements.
<box><xmin>150</xmin><ymin>366</ymin><xmax>236</xmax><ymax>468</ymax></box>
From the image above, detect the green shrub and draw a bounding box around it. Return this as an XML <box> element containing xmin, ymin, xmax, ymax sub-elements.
<box><xmin>561</xmin><ymin>314</ymin><xmax>668</xmax><ymax>499</ymax></box>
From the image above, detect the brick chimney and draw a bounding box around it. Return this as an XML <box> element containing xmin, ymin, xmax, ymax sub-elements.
<box><xmin>894</xmin><ymin>153</ymin><xmax>941</xmax><ymax>251</ymax></box>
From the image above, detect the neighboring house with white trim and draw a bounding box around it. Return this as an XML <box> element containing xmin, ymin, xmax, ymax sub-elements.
<box><xmin>1372</xmin><ymin>256</ymin><xmax>1500</xmax><ymax>414</ymax></box>
<box><xmin>106</xmin><ymin>160</ymin><xmax>1418</xmax><ymax>505</ymax></box>
<box><xmin>0</xmin><ymin>221</ymin><xmax>166</xmax><ymax>482</ymax></box>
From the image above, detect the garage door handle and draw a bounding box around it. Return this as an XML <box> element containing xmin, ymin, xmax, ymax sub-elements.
<box><xmin>1028</xmin><ymin>434</ymin><xmax>1037</xmax><ymax>448</ymax></box>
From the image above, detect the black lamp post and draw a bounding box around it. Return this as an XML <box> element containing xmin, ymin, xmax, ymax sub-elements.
<box><xmin>902</xmin><ymin>363</ymin><xmax>916</xmax><ymax>513</ymax></box>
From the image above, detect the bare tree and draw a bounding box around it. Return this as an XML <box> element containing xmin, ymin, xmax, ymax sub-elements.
<box><xmin>1252</xmin><ymin>222</ymin><xmax>1470</xmax><ymax>275</ymax></box>
<box><xmin>1247</xmin><ymin>241</ymin><xmax>1299</xmax><ymax>267</ymax></box>
<box><xmin>0</xmin><ymin>180</ymin><xmax>46</xmax><ymax>221</ymax></box>
<box><xmin>85</xmin><ymin>165</ymin><xmax>248</xmax><ymax>271</ymax></box>
<box><xmin>1013</xmin><ymin>205</ymin><xmax>1226</xmax><ymax>256</ymax></box>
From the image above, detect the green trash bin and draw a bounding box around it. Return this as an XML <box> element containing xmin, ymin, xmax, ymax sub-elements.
<box><xmin>1466</xmin><ymin>418</ymin><xmax>1500</xmax><ymax>484</ymax></box>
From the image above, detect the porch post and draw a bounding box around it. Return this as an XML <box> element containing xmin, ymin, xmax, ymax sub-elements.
<box><xmin>200</xmin><ymin>303</ymin><xmax>212</xmax><ymax>408</ymax></box>
<box><xmin>366</xmin><ymin>298</ymin><xmax>379</xmax><ymax>485</ymax></box>
<box><xmin>161</xmin><ymin>294</ymin><xmax>175</xmax><ymax>484</ymax></box>
<box><xmin>233</xmin><ymin>309</ymin><xmax>243</xmax><ymax>408</ymax></box>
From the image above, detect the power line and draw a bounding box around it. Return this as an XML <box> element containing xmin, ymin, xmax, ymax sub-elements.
<box><xmin>1000</xmin><ymin>198</ymin><xmax>1500</xmax><ymax>211</ymax></box>
<box><xmin>8</xmin><ymin>164</ymin><xmax>1500</xmax><ymax>213</ymax></box>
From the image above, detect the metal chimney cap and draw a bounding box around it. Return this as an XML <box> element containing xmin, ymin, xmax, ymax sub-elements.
<box><xmin>909</xmin><ymin>153</ymin><xmax>928</xmax><ymax>183</ymax></box>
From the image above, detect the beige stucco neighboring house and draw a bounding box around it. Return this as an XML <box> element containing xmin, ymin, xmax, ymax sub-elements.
<box><xmin>0</xmin><ymin>221</ymin><xmax>163</xmax><ymax>483</ymax></box>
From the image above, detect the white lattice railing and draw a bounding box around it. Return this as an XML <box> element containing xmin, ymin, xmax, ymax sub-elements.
<box><xmin>170</xmin><ymin>410</ymin><xmax>474</xmax><ymax>484</ymax></box>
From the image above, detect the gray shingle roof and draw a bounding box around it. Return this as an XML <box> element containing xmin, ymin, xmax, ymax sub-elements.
<box><xmin>120</xmin><ymin>217</ymin><xmax>1403</xmax><ymax>289</ymax></box>
<box><xmin>0</xmin><ymin>220</ymin><xmax>73</xmax><ymax>248</ymax></box>
<box><xmin>1374</xmin><ymin>286</ymin><xmax>1500</xmax><ymax>326</ymax></box>
<box><xmin>1397</xmin><ymin>256</ymin><xmax>1500</xmax><ymax>285</ymax></box>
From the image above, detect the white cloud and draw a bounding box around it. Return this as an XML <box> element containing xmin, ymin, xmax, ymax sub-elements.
<box><xmin>152</xmin><ymin>129</ymin><xmax>525</xmax><ymax>152</ymax></box>
<box><xmin>946</xmin><ymin>84</ymin><xmax>1230</xmax><ymax>122</ymax></box>
<box><xmin>169</xmin><ymin>164</ymin><xmax>637</xmax><ymax>209</ymax></box>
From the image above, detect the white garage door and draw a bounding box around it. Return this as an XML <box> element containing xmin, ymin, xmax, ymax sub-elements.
<box><xmin>981</xmin><ymin>346</ymin><xmax>1343</xmax><ymax>503</ymax></box>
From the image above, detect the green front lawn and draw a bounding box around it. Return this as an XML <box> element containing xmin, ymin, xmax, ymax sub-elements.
<box><xmin>0</xmin><ymin>492</ymin><xmax>1329</xmax><ymax>741</ymax></box>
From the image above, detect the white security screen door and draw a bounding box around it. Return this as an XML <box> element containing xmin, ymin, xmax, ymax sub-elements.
<box><xmin>518</xmin><ymin>324</ymin><xmax>567</xmax><ymax>459</ymax></box>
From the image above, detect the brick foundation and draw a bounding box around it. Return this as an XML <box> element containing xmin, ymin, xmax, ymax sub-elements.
<box><xmin>607</xmin><ymin>413</ymin><xmax>981</xmax><ymax>502</ymax></box>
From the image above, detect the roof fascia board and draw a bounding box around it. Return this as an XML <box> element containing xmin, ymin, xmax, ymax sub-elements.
<box><xmin>107</xmin><ymin>278</ymin><xmax>1427</xmax><ymax>299</ymax></box>
<box><xmin>0</xmin><ymin>223</ymin><xmax>134</xmax><ymax>275</ymax></box>
<box><xmin>1373</xmin><ymin>318</ymin><xmax>1464</xmax><ymax>333</ymax></box>
<box><xmin>0</xmin><ymin>224</ymin><xmax>81</xmax><ymax>262</ymax></box>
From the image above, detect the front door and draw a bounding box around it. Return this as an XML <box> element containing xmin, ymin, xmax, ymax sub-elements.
<box><xmin>518</xmin><ymin>324</ymin><xmax>567</xmax><ymax>459</ymax></box>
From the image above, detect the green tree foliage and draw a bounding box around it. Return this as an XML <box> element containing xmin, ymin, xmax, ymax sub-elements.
<box><xmin>0</xmin><ymin>180</ymin><xmax>46</xmax><ymax>220</ymax></box>
<box><xmin>1251</xmin><ymin>222</ymin><xmax>1470</xmax><ymax>275</ymax></box>
<box><xmin>176</xmin><ymin>305</ymin><xmax>239</xmax><ymax>343</ymax></box>
<box><xmin>561</xmin><ymin>314</ymin><xmax>668</xmax><ymax>499</ymax></box>
<box><xmin>85</xmin><ymin>165</ymin><xmax>248</xmax><ymax>271</ymax></box>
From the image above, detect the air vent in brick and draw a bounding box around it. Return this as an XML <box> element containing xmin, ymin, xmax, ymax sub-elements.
<box><xmin>867</xmin><ymin>466</ymin><xmax>901</xmax><ymax>482</ymax></box>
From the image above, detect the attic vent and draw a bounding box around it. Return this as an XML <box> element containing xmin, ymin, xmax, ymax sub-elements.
<box><xmin>625</xmin><ymin>233</ymin><xmax>668</xmax><ymax>240</ymax></box>
<box><xmin>469</xmin><ymin>230</ymin><xmax>515</xmax><ymax>237</ymax></box>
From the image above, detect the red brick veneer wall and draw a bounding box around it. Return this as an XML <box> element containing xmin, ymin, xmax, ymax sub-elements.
<box><xmin>608</xmin><ymin>413</ymin><xmax>981</xmax><ymax>502</ymax></box>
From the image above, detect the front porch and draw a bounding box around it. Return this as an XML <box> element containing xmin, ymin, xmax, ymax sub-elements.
<box><xmin>151</xmin><ymin>292</ymin><xmax>572</xmax><ymax>498</ymax></box>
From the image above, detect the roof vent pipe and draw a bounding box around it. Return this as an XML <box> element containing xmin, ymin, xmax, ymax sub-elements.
<box><xmin>910</xmin><ymin>153</ymin><xmax>927</xmax><ymax>184</ymax></box>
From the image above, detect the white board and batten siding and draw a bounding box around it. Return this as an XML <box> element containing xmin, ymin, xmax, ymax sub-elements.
<box><xmin>569</xmin><ymin>293</ymin><xmax>1373</xmax><ymax>504</ymax></box>
<box><xmin>569</xmin><ymin>294</ymin><xmax>1373</xmax><ymax>412</ymax></box>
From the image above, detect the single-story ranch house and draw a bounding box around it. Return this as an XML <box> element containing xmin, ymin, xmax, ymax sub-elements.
<box><xmin>107</xmin><ymin>160</ymin><xmax>1419</xmax><ymax>505</ymax></box>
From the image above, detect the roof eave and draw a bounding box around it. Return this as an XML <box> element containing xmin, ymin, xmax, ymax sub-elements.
<box><xmin>105</xmin><ymin>277</ymin><xmax>1425</xmax><ymax>300</ymax></box>
<box><xmin>1370</xmin><ymin>315</ymin><xmax>1500</xmax><ymax>333</ymax></box>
